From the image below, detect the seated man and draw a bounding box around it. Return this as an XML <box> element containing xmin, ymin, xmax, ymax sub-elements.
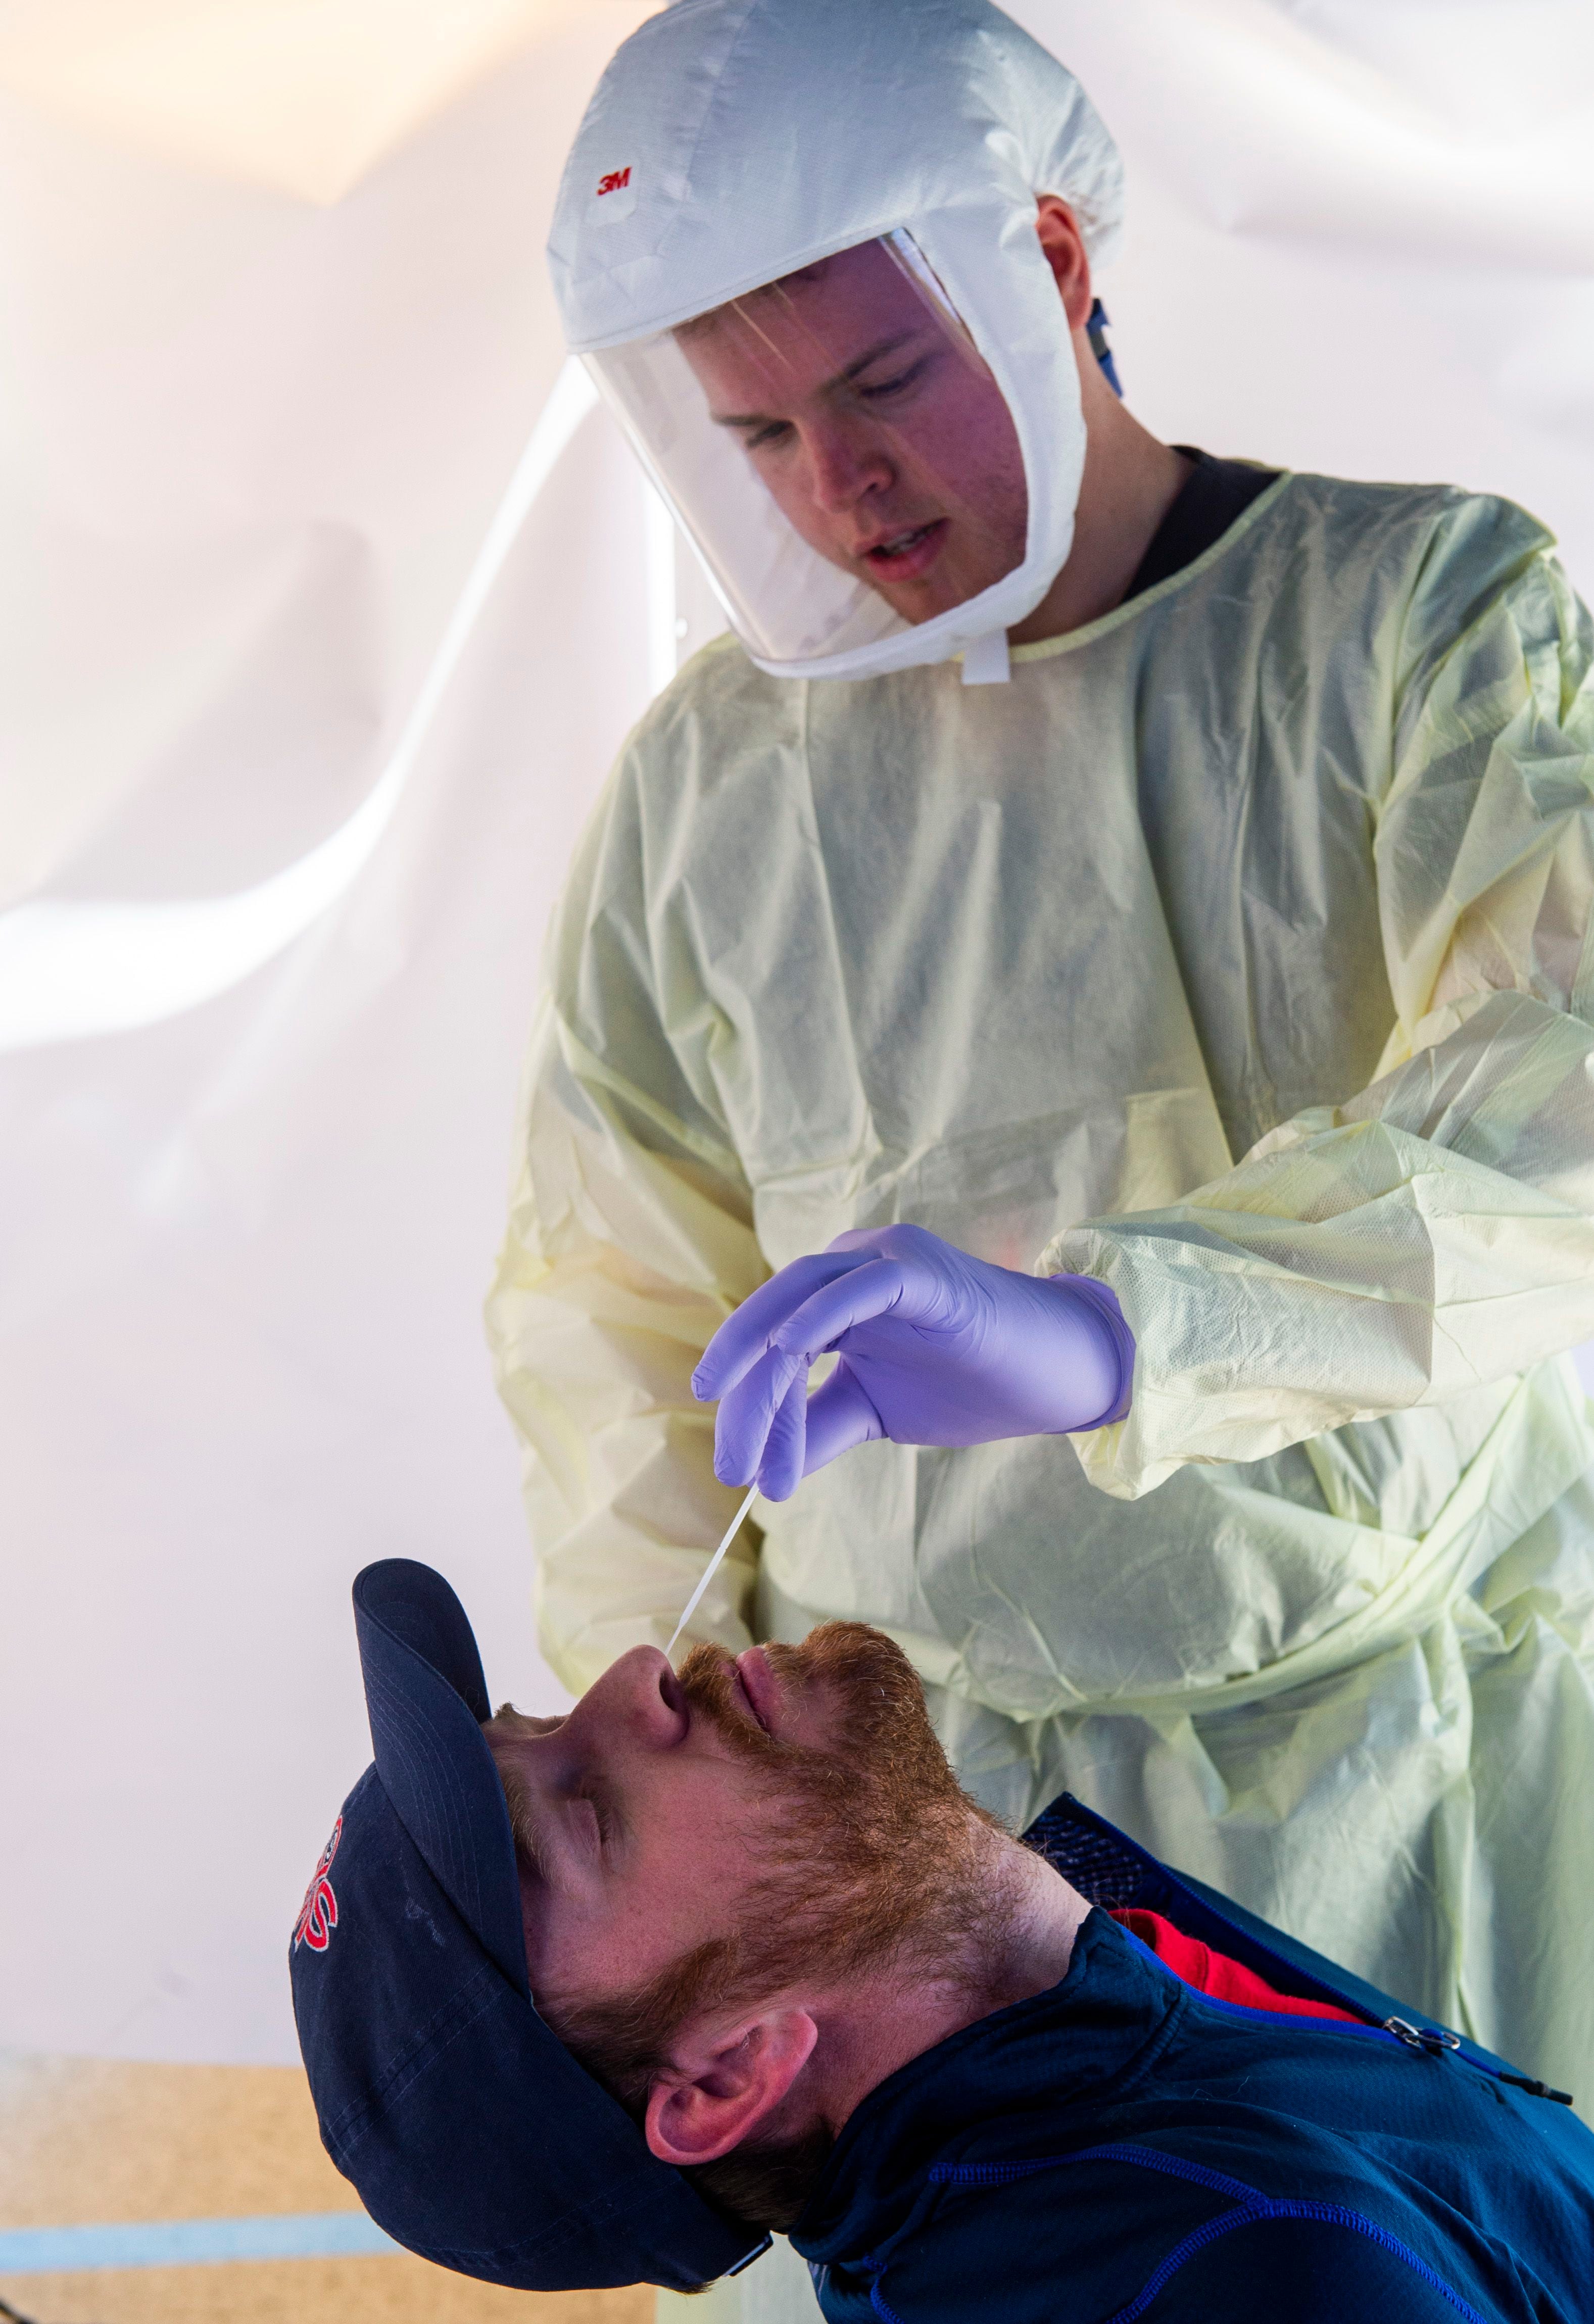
<box><xmin>292</xmin><ymin>1561</ymin><xmax>1594</xmax><ymax>2318</ymax></box>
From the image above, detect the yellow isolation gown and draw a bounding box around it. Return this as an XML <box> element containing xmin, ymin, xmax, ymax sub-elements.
<box><xmin>488</xmin><ymin>471</ymin><xmax>1594</xmax><ymax>2106</ymax></box>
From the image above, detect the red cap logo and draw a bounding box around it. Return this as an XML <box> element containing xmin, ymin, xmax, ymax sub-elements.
<box><xmin>293</xmin><ymin>1816</ymin><xmax>342</xmax><ymax>1954</ymax></box>
<box><xmin>596</xmin><ymin>166</ymin><xmax>632</xmax><ymax>197</ymax></box>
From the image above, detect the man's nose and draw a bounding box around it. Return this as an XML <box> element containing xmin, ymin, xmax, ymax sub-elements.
<box><xmin>803</xmin><ymin>418</ymin><xmax>894</xmax><ymax>515</ymax></box>
<box><xmin>565</xmin><ymin>1643</ymin><xmax>685</xmax><ymax>1751</ymax></box>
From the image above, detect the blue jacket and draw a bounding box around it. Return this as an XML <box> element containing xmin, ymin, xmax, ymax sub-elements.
<box><xmin>791</xmin><ymin>1797</ymin><xmax>1594</xmax><ymax>2322</ymax></box>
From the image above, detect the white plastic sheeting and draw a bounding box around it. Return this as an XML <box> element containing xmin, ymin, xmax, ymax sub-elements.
<box><xmin>3</xmin><ymin>0</ymin><xmax>1592</xmax><ymax>2063</ymax></box>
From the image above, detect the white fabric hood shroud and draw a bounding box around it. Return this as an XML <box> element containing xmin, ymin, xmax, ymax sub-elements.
<box><xmin>548</xmin><ymin>0</ymin><xmax>1123</xmax><ymax>683</ymax></box>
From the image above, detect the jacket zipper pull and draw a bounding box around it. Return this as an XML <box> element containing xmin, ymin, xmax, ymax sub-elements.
<box><xmin>1493</xmin><ymin>2071</ymin><xmax>1575</xmax><ymax>2107</ymax></box>
<box><xmin>1384</xmin><ymin>2017</ymin><xmax>1574</xmax><ymax>2105</ymax></box>
<box><xmin>1382</xmin><ymin>2015</ymin><xmax>1461</xmax><ymax>2055</ymax></box>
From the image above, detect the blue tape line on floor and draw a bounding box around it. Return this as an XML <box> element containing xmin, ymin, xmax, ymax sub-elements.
<box><xmin>0</xmin><ymin>2212</ymin><xmax>400</xmax><ymax>2273</ymax></box>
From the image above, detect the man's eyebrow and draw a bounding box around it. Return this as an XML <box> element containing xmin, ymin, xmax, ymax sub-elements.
<box><xmin>709</xmin><ymin>330</ymin><xmax>924</xmax><ymax>429</ymax></box>
<box><xmin>495</xmin><ymin>1755</ymin><xmax>554</xmax><ymax>1881</ymax></box>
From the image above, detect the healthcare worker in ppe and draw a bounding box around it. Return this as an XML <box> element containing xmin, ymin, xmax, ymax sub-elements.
<box><xmin>488</xmin><ymin>0</ymin><xmax>1594</xmax><ymax>2219</ymax></box>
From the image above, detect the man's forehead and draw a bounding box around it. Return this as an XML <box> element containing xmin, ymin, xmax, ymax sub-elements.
<box><xmin>678</xmin><ymin>245</ymin><xmax>930</xmax><ymax>374</ymax></box>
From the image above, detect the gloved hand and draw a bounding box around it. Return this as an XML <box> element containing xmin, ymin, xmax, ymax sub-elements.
<box><xmin>692</xmin><ymin>1223</ymin><xmax>1134</xmax><ymax>1501</ymax></box>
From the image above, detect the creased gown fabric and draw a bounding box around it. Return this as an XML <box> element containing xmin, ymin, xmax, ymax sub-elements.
<box><xmin>487</xmin><ymin>472</ymin><xmax>1594</xmax><ymax>2105</ymax></box>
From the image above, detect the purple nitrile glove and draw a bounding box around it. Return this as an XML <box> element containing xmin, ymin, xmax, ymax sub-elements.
<box><xmin>691</xmin><ymin>1222</ymin><xmax>1135</xmax><ymax>1502</ymax></box>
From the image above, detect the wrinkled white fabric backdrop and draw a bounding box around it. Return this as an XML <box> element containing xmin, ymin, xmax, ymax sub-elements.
<box><xmin>3</xmin><ymin>0</ymin><xmax>1592</xmax><ymax>2066</ymax></box>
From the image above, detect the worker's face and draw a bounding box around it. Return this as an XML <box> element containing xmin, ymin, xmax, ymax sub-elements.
<box><xmin>487</xmin><ymin>1622</ymin><xmax>980</xmax><ymax>2021</ymax></box>
<box><xmin>678</xmin><ymin>240</ymin><xmax>1028</xmax><ymax>624</ymax></box>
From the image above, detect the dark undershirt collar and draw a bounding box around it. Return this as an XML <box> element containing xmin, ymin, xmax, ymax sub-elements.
<box><xmin>1121</xmin><ymin>446</ymin><xmax>1281</xmax><ymax>604</ymax></box>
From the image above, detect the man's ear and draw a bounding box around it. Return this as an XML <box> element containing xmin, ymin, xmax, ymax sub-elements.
<box><xmin>644</xmin><ymin>2008</ymin><xmax>818</xmax><ymax>2168</ymax></box>
<box><xmin>1034</xmin><ymin>194</ymin><xmax>1093</xmax><ymax>333</ymax></box>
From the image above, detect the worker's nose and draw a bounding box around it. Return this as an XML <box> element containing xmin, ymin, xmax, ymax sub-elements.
<box><xmin>803</xmin><ymin>418</ymin><xmax>893</xmax><ymax>515</ymax></box>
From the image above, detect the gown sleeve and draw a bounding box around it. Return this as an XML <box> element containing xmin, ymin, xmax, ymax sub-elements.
<box><xmin>485</xmin><ymin>744</ymin><xmax>766</xmax><ymax>1695</ymax></box>
<box><xmin>1044</xmin><ymin>507</ymin><xmax>1594</xmax><ymax>1499</ymax></box>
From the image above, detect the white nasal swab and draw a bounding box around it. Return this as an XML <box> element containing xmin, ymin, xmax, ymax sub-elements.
<box><xmin>667</xmin><ymin>1483</ymin><xmax>760</xmax><ymax>1655</ymax></box>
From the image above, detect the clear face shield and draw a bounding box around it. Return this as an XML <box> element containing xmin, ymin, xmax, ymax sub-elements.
<box><xmin>587</xmin><ymin>232</ymin><xmax>1029</xmax><ymax>668</ymax></box>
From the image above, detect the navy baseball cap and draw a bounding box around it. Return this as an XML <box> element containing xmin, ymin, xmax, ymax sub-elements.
<box><xmin>289</xmin><ymin>1558</ymin><xmax>769</xmax><ymax>2291</ymax></box>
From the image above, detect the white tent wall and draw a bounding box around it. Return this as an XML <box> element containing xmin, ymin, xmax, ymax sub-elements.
<box><xmin>0</xmin><ymin>408</ymin><xmax>654</xmax><ymax>2063</ymax></box>
<box><xmin>2</xmin><ymin>0</ymin><xmax>1591</xmax><ymax>2067</ymax></box>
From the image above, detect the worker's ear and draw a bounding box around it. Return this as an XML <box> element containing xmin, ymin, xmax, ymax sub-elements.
<box><xmin>1034</xmin><ymin>193</ymin><xmax>1094</xmax><ymax>333</ymax></box>
<box><xmin>644</xmin><ymin>2008</ymin><xmax>818</xmax><ymax>2167</ymax></box>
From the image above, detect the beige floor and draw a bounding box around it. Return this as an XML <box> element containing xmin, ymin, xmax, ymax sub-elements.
<box><xmin>0</xmin><ymin>2054</ymin><xmax>651</xmax><ymax>2324</ymax></box>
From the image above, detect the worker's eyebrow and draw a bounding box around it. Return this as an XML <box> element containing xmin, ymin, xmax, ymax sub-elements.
<box><xmin>709</xmin><ymin>330</ymin><xmax>925</xmax><ymax>428</ymax></box>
